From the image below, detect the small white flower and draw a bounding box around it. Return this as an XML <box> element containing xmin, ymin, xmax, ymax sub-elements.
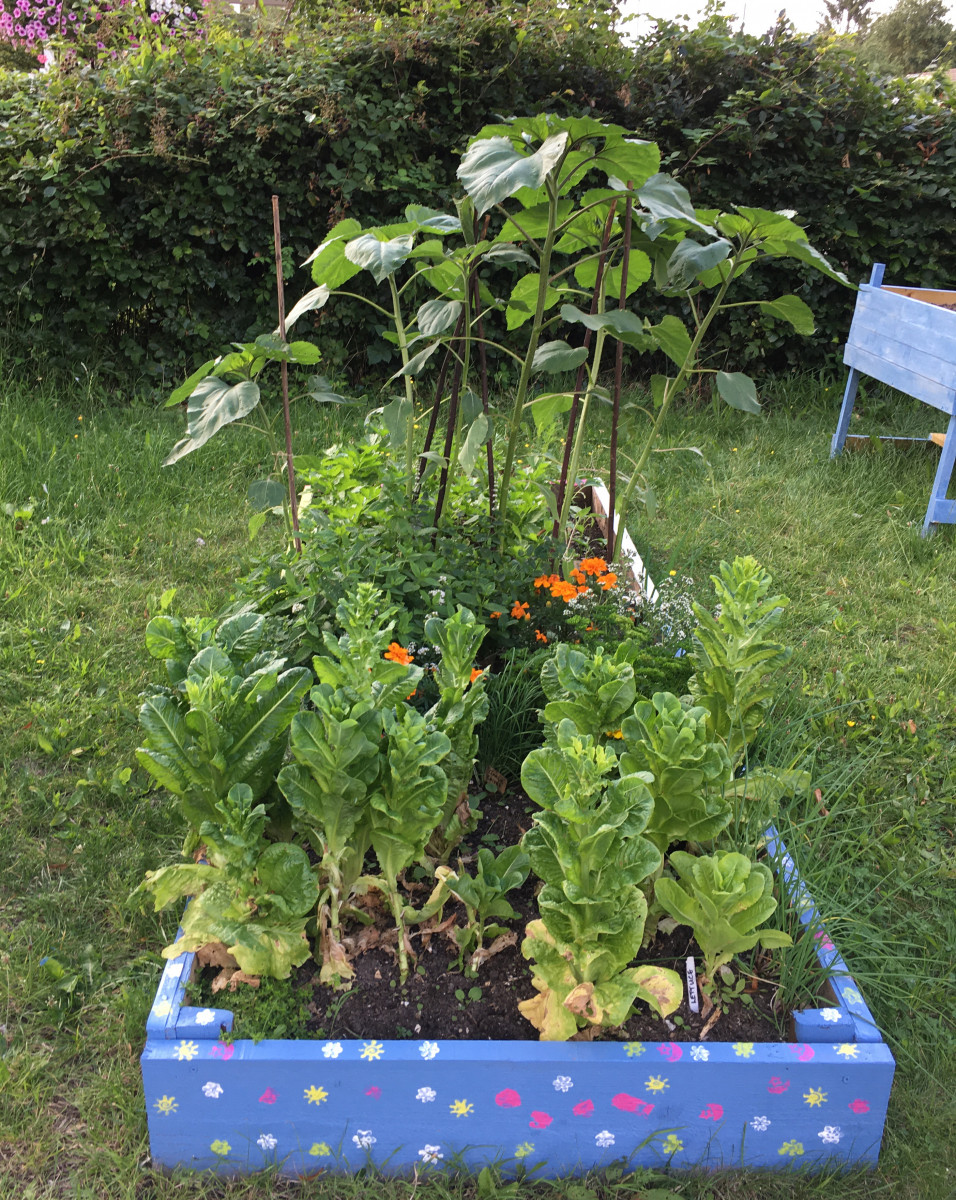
<box><xmin>595</xmin><ymin>1130</ymin><xmax>615</xmax><ymax>1148</ymax></box>
<box><xmin>552</xmin><ymin>1075</ymin><xmax>573</xmax><ymax>1092</ymax></box>
<box><xmin>202</xmin><ymin>1081</ymin><xmax>223</xmax><ymax>1099</ymax></box>
<box><xmin>195</xmin><ymin>537</ymin><xmax>206</xmax><ymax>547</ymax></box>
<box><xmin>750</xmin><ymin>1116</ymin><xmax>771</xmax><ymax>1132</ymax></box>
<box><xmin>690</xmin><ymin>1046</ymin><xmax>710</xmax><ymax>1061</ymax></box>
<box><xmin>418</xmin><ymin>1144</ymin><xmax>443</xmax><ymax>1164</ymax></box>
<box><xmin>257</xmin><ymin>1133</ymin><xmax>277</xmax><ymax>1151</ymax></box>
<box><xmin>352</xmin><ymin>1130</ymin><xmax>376</xmax><ymax>1149</ymax></box>
<box><xmin>821</xmin><ymin>1008</ymin><xmax>843</xmax><ymax>1023</ymax></box>
<box><xmin>322</xmin><ymin>1041</ymin><xmax>343</xmax><ymax>1058</ymax></box>
<box><xmin>419</xmin><ymin>1041</ymin><xmax>440</xmax><ymax>1060</ymax></box>
<box><xmin>416</xmin><ymin>1087</ymin><xmax>437</xmax><ymax>1103</ymax></box>
<box><xmin>818</xmin><ymin>1125</ymin><xmax>843</xmax><ymax>1145</ymax></box>
<box><xmin>194</xmin><ymin>1008</ymin><xmax>216</xmax><ymax>1026</ymax></box>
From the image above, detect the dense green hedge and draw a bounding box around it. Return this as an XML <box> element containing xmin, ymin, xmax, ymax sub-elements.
<box><xmin>1</xmin><ymin>5</ymin><xmax>954</xmax><ymax>382</ymax></box>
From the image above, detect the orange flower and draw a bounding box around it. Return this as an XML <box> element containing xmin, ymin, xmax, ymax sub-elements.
<box><xmin>597</xmin><ymin>572</ymin><xmax>617</xmax><ymax>591</ymax></box>
<box><xmin>384</xmin><ymin>642</ymin><xmax>414</xmax><ymax>665</ymax></box>
<box><xmin>469</xmin><ymin>667</ymin><xmax>484</xmax><ymax>683</ymax></box>
<box><xmin>576</xmin><ymin>585</ymin><xmax>589</xmax><ymax>596</ymax></box>
<box><xmin>406</xmin><ymin>690</ymin><xmax>418</xmax><ymax>701</ymax></box>
<box><xmin>510</xmin><ymin>601</ymin><xmax>531</xmax><ymax>620</ymax></box>
<box><xmin>490</xmin><ymin>611</ymin><xmax>502</xmax><ymax>619</ymax></box>
<box><xmin>534</xmin><ymin>573</ymin><xmax>561</xmax><ymax>590</ymax></box>
<box><xmin>579</xmin><ymin>556</ymin><xmax>608</xmax><ymax>576</ymax></box>
<box><xmin>535</xmin><ymin>629</ymin><xmax>548</xmax><ymax>644</ymax></box>
<box><xmin>606</xmin><ymin>729</ymin><xmax>623</xmax><ymax>739</ymax></box>
<box><xmin>549</xmin><ymin>580</ymin><xmax>578</xmax><ymax>602</ymax></box>
<box><xmin>571</xmin><ymin>567</ymin><xmax>587</xmax><ymax>585</ymax></box>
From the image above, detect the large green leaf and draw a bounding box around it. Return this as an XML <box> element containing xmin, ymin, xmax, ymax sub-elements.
<box><xmin>716</xmin><ymin>371</ymin><xmax>761</xmax><ymax>414</ymax></box>
<box><xmin>136</xmin><ymin>695</ymin><xmax>203</xmax><ymax>797</ymax></box>
<box><xmin>666</xmin><ymin>238</ymin><xmax>733</xmax><ymax>290</ymax></box>
<box><xmin>163</xmin><ymin>377</ymin><xmax>260</xmax><ymax>466</ymax></box>
<box><xmin>530</xmin><ymin>391</ymin><xmax>574</xmax><ymax>432</ymax></box>
<box><xmin>458</xmin><ymin>132</ymin><xmax>569</xmax><ymax>215</ymax></box>
<box><xmin>531</xmin><ymin>341</ymin><xmax>589</xmax><ymax>373</ymax></box>
<box><xmin>344</xmin><ymin>233</ymin><xmax>415</xmax><ymax>284</ymax></box>
<box><xmin>417</xmin><ymin>298</ymin><xmax>462</xmax><ymax>337</ymax></box>
<box><xmin>283</xmin><ymin>285</ymin><xmax>330</xmax><ymax>333</ymax></box>
<box><xmin>573</xmin><ymin>248</ymin><xmax>652</xmax><ymax>301</ymax></box>
<box><xmin>560</xmin><ymin>304</ymin><xmax>654</xmax><ymax>350</ymax></box>
<box><xmin>165</xmin><ymin>358</ymin><xmax>217</xmax><ymax>408</ymax></box>
<box><xmin>304</xmin><ymin>217</ymin><xmax>364</xmax><ymax>288</ymax></box>
<box><xmin>256</xmin><ymin>842</ymin><xmax>318</xmax><ymax>917</ymax></box>
<box><xmin>506</xmin><ymin>274</ymin><xmax>562</xmax><ymax>331</ymax></box>
<box><xmin>457</xmin><ymin>412</ymin><xmax>491</xmax><ymax>478</ymax></box>
<box><xmin>592</xmin><ymin>138</ymin><xmax>661</xmax><ymax>189</ymax></box>
<box><xmin>639</xmin><ymin>174</ymin><xmax>716</xmax><ymax>235</ymax></box>
<box><xmin>758</xmin><ymin>294</ymin><xmax>815</xmax><ymax>335</ymax></box>
<box><xmin>646</xmin><ymin>315</ymin><xmax>693</xmax><ymax>368</ymax></box>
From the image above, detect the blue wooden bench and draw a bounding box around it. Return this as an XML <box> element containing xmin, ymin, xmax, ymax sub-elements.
<box><xmin>830</xmin><ymin>262</ymin><xmax>956</xmax><ymax>535</ymax></box>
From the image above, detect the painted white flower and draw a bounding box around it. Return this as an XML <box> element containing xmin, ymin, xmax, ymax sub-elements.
<box><xmin>690</xmin><ymin>1046</ymin><xmax>710</xmax><ymax>1062</ymax></box>
<box><xmin>419</xmin><ymin>1041</ymin><xmax>440</xmax><ymax>1060</ymax></box>
<box><xmin>595</xmin><ymin>1130</ymin><xmax>615</xmax><ymax>1148</ymax></box>
<box><xmin>818</xmin><ymin>1125</ymin><xmax>843</xmax><ymax>1145</ymax></box>
<box><xmin>750</xmin><ymin>1116</ymin><xmax>771</xmax><ymax>1132</ymax></box>
<box><xmin>194</xmin><ymin>1008</ymin><xmax>216</xmax><ymax>1026</ymax></box>
<box><xmin>416</xmin><ymin>1087</ymin><xmax>437</xmax><ymax>1103</ymax></box>
<box><xmin>257</xmin><ymin>1133</ymin><xmax>277</xmax><ymax>1151</ymax></box>
<box><xmin>821</xmin><ymin>1008</ymin><xmax>842</xmax><ymax>1023</ymax></box>
<box><xmin>552</xmin><ymin>1075</ymin><xmax>573</xmax><ymax>1092</ymax></box>
<box><xmin>352</xmin><ymin>1130</ymin><xmax>376</xmax><ymax>1149</ymax></box>
<box><xmin>201</xmin><ymin>1081</ymin><xmax>223</xmax><ymax>1099</ymax></box>
<box><xmin>322</xmin><ymin>1041</ymin><xmax>343</xmax><ymax>1058</ymax></box>
<box><xmin>418</xmin><ymin>1144</ymin><xmax>443</xmax><ymax>1164</ymax></box>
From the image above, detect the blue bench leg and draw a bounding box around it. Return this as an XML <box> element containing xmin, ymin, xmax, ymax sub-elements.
<box><xmin>831</xmin><ymin>368</ymin><xmax>861</xmax><ymax>458</ymax></box>
<box><xmin>922</xmin><ymin>413</ymin><xmax>956</xmax><ymax>536</ymax></box>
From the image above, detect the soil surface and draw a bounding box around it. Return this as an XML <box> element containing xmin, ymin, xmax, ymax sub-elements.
<box><xmin>194</xmin><ymin>789</ymin><xmax>792</xmax><ymax>1046</ymax></box>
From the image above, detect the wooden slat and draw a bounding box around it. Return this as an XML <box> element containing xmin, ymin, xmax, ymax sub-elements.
<box><xmin>883</xmin><ymin>285</ymin><xmax>956</xmax><ymax>310</ymax></box>
<box><xmin>930</xmin><ymin>431</ymin><xmax>947</xmax><ymax>447</ymax></box>
<box><xmin>850</xmin><ymin>285</ymin><xmax>956</xmax><ymax>359</ymax></box>
<box><xmin>843</xmin><ymin>342</ymin><xmax>956</xmax><ymax>415</ymax></box>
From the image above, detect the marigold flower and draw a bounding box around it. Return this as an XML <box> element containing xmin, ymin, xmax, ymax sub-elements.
<box><xmin>384</xmin><ymin>642</ymin><xmax>413</xmax><ymax>665</ymax></box>
<box><xmin>579</xmin><ymin>557</ymin><xmax>608</xmax><ymax>576</ymax></box>
<box><xmin>533</xmin><ymin>574</ymin><xmax>551</xmax><ymax>589</ymax></box>
<box><xmin>597</xmin><ymin>572</ymin><xmax>618</xmax><ymax>591</ymax></box>
<box><xmin>606</xmin><ymin>730</ymin><xmax>623</xmax><ymax>739</ymax></box>
<box><xmin>549</xmin><ymin>580</ymin><xmax>578</xmax><ymax>602</ymax></box>
<box><xmin>576</xmin><ymin>585</ymin><xmax>589</xmax><ymax>596</ymax></box>
<box><xmin>535</xmin><ymin>629</ymin><xmax>548</xmax><ymax>644</ymax></box>
<box><xmin>571</xmin><ymin>567</ymin><xmax>586</xmax><ymax>585</ymax></box>
<box><xmin>510</xmin><ymin>601</ymin><xmax>531</xmax><ymax>620</ymax></box>
<box><xmin>490</xmin><ymin>611</ymin><xmax>502</xmax><ymax>619</ymax></box>
<box><xmin>469</xmin><ymin>668</ymin><xmax>484</xmax><ymax>683</ymax></box>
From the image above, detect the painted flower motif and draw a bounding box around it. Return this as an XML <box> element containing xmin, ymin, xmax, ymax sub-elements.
<box><xmin>818</xmin><ymin>1125</ymin><xmax>843</xmax><ymax>1144</ymax></box>
<box><xmin>419</xmin><ymin>1041</ymin><xmax>440</xmax><ymax>1060</ymax></box>
<box><xmin>514</xmin><ymin>1142</ymin><xmax>535</xmax><ymax>1159</ymax></box>
<box><xmin>416</xmin><ymin>1087</ymin><xmax>437</xmax><ymax>1103</ymax></box>
<box><xmin>352</xmin><ymin>1130</ymin><xmax>377</xmax><ymax>1149</ymax></box>
<box><xmin>322</xmin><ymin>1041</ymin><xmax>343</xmax><ymax>1058</ymax></box>
<box><xmin>360</xmin><ymin>1040</ymin><xmax>384</xmax><ymax>1061</ymax></box>
<box><xmin>804</xmin><ymin>1086</ymin><xmax>828</xmax><ymax>1108</ymax></box>
<box><xmin>778</xmin><ymin>1139</ymin><xmax>805</xmax><ymax>1157</ymax></box>
<box><xmin>194</xmin><ymin>1008</ymin><xmax>216</xmax><ymax>1026</ymax></box>
<box><xmin>624</xmin><ymin>1042</ymin><xmax>645</xmax><ymax>1057</ymax></box>
<box><xmin>821</xmin><ymin>1008</ymin><xmax>842</xmax><ymax>1023</ymax></box>
<box><xmin>384</xmin><ymin>642</ymin><xmax>413</xmax><ymax>664</ymax></box>
<box><xmin>450</xmin><ymin>1099</ymin><xmax>474</xmax><ymax>1118</ymax></box>
<box><xmin>645</xmin><ymin>1075</ymin><xmax>669</xmax><ymax>1093</ymax></box>
<box><xmin>733</xmin><ymin>1042</ymin><xmax>755</xmax><ymax>1058</ymax></box>
<box><xmin>153</xmin><ymin>1095</ymin><xmax>177</xmax><ymax>1115</ymax></box>
<box><xmin>210</xmin><ymin>1139</ymin><xmax>231</xmax><ymax>1157</ymax></box>
<box><xmin>690</xmin><ymin>1046</ymin><xmax>710</xmax><ymax>1062</ymax></box>
<box><xmin>843</xmin><ymin>987</ymin><xmax>862</xmax><ymax>1004</ymax></box>
<box><xmin>309</xmin><ymin>1142</ymin><xmax>331</xmax><ymax>1157</ymax></box>
<box><xmin>661</xmin><ymin>1134</ymin><xmax>684</xmax><ymax>1154</ymax></box>
<box><xmin>418</xmin><ymin>1144</ymin><xmax>443</xmax><ymax>1164</ymax></box>
<box><xmin>304</xmin><ymin>1084</ymin><xmax>329</xmax><ymax>1105</ymax></box>
<box><xmin>595</xmin><ymin>1130</ymin><xmax>616</xmax><ymax>1149</ymax></box>
<box><xmin>202</xmin><ymin>1082</ymin><xmax>223</xmax><ymax>1099</ymax></box>
<box><xmin>257</xmin><ymin>1133</ymin><xmax>277</xmax><ymax>1151</ymax></box>
<box><xmin>552</xmin><ymin>1075</ymin><xmax>573</xmax><ymax>1092</ymax></box>
<box><xmin>175</xmin><ymin>1040</ymin><xmax>199</xmax><ymax>1061</ymax></box>
<box><xmin>152</xmin><ymin>1000</ymin><xmax>172</xmax><ymax>1018</ymax></box>
<box><xmin>750</xmin><ymin>1116</ymin><xmax>771</xmax><ymax>1132</ymax></box>
<box><xmin>835</xmin><ymin>1044</ymin><xmax>859</xmax><ymax>1058</ymax></box>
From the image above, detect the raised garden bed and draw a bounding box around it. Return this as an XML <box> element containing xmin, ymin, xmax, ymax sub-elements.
<box><xmin>141</xmin><ymin>827</ymin><xmax>894</xmax><ymax>1177</ymax></box>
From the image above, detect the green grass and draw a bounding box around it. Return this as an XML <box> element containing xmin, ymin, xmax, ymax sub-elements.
<box><xmin>1</xmin><ymin>365</ymin><xmax>955</xmax><ymax>1199</ymax></box>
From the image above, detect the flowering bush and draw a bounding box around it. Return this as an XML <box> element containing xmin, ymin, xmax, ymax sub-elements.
<box><xmin>0</xmin><ymin>0</ymin><xmax>201</xmax><ymax>66</ymax></box>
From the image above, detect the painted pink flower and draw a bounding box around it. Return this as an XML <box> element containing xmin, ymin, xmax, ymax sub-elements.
<box><xmin>767</xmin><ymin>1077</ymin><xmax>790</xmax><ymax>1094</ymax></box>
<box><xmin>259</xmin><ymin>1088</ymin><xmax>278</xmax><ymax>1105</ymax></box>
<box><xmin>699</xmin><ymin>1103</ymin><xmax>724</xmax><ymax>1120</ymax></box>
<box><xmin>365</xmin><ymin>1086</ymin><xmax>381</xmax><ymax>1099</ymax></box>
<box><xmin>849</xmin><ymin>1099</ymin><xmax>870</xmax><ymax>1114</ymax></box>
<box><xmin>658</xmin><ymin>1042</ymin><xmax>683</xmax><ymax>1062</ymax></box>
<box><xmin>790</xmin><ymin>1044</ymin><xmax>815</xmax><ymax>1061</ymax></box>
<box><xmin>495</xmin><ymin>1089</ymin><xmax>521</xmax><ymax>1108</ymax></box>
<box><xmin>528</xmin><ymin>1111</ymin><xmax>552</xmax><ymax>1130</ymax></box>
<box><xmin>572</xmin><ymin>1099</ymin><xmax>595</xmax><ymax>1117</ymax></box>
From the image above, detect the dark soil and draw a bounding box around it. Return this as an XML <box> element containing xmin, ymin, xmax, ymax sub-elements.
<box><xmin>192</xmin><ymin>789</ymin><xmax>791</xmax><ymax>1046</ymax></box>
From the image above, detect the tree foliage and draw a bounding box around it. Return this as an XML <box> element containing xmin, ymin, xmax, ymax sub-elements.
<box><xmin>861</xmin><ymin>0</ymin><xmax>955</xmax><ymax>74</ymax></box>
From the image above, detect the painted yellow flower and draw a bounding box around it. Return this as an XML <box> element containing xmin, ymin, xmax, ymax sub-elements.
<box><xmin>804</xmin><ymin>1086</ymin><xmax>828</xmax><ymax>1107</ymax></box>
<box><xmin>304</xmin><ymin>1084</ymin><xmax>329</xmax><ymax>1105</ymax></box>
<box><xmin>624</xmin><ymin>1042</ymin><xmax>645</xmax><ymax>1057</ymax></box>
<box><xmin>835</xmin><ymin>1044</ymin><xmax>859</xmax><ymax>1058</ymax></box>
<box><xmin>153</xmin><ymin>1095</ymin><xmax>178</xmax><ymax>1116</ymax></box>
<box><xmin>449</xmin><ymin>1099</ymin><xmax>474</xmax><ymax>1118</ymax></box>
<box><xmin>645</xmin><ymin>1075</ymin><xmax>669</xmax><ymax>1092</ymax></box>
<box><xmin>514</xmin><ymin>1142</ymin><xmax>534</xmax><ymax>1159</ymax></box>
<box><xmin>175</xmin><ymin>1040</ymin><xmax>199</xmax><ymax>1061</ymax></box>
<box><xmin>309</xmin><ymin>1142</ymin><xmax>331</xmax><ymax>1157</ymax></box>
<box><xmin>360</xmin><ymin>1040</ymin><xmax>384</xmax><ymax>1061</ymax></box>
<box><xmin>732</xmin><ymin>1042</ymin><xmax>755</xmax><ymax>1057</ymax></box>
<box><xmin>661</xmin><ymin>1134</ymin><xmax>683</xmax><ymax>1154</ymax></box>
<box><xmin>778</xmin><ymin>1139</ymin><xmax>804</xmax><ymax>1157</ymax></box>
<box><xmin>210</xmin><ymin>1139</ymin><xmax>231</xmax><ymax>1157</ymax></box>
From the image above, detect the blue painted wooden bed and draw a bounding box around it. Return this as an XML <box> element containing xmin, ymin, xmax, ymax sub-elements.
<box><xmin>831</xmin><ymin>262</ymin><xmax>956</xmax><ymax>535</ymax></box>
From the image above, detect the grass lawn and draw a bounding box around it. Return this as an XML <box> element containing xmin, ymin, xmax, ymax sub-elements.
<box><xmin>1</xmin><ymin>364</ymin><xmax>954</xmax><ymax>1200</ymax></box>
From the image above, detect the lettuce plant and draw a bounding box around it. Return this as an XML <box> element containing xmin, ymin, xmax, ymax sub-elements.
<box><xmin>136</xmin><ymin>783</ymin><xmax>318</xmax><ymax>979</ymax></box>
<box><xmin>440</xmin><ymin>844</ymin><xmax>530</xmax><ymax>977</ymax></box>
<box><xmin>619</xmin><ymin>692</ymin><xmax>733</xmax><ymax>852</ymax></box>
<box><xmin>519</xmin><ymin>719</ymin><xmax>682</xmax><ymax>1040</ymax></box>
<box><xmin>136</xmin><ymin>611</ymin><xmax>311</xmax><ymax>835</ymax></box>
<box><xmin>655</xmin><ymin>849</ymin><xmax>793</xmax><ymax>983</ymax></box>
<box><xmin>539</xmin><ymin>642</ymin><xmax>636</xmax><ymax>745</ymax></box>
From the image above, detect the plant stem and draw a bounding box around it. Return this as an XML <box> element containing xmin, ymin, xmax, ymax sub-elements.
<box><xmin>271</xmin><ymin>195</ymin><xmax>300</xmax><ymax>554</ymax></box>
<box><xmin>607</xmin><ymin>188</ymin><xmax>633</xmax><ymax>563</ymax></box>
<box><xmin>388</xmin><ymin>274</ymin><xmax>417</xmax><ymax>504</ymax></box>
